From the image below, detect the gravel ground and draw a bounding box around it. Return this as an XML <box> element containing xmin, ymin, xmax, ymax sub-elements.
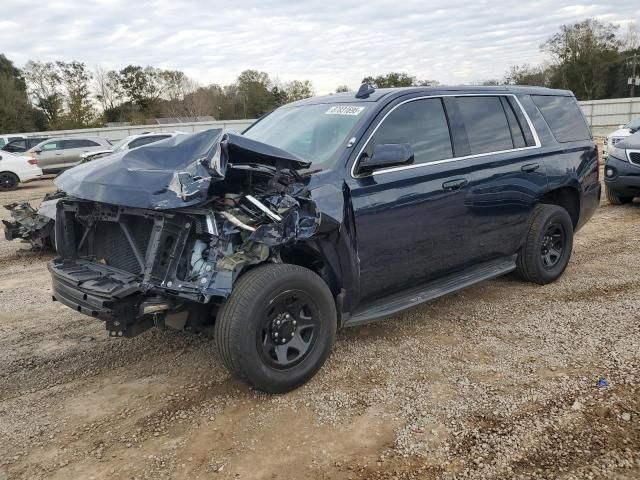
<box><xmin>0</xmin><ymin>178</ymin><xmax>638</xmax><ymax>480</ymax></box>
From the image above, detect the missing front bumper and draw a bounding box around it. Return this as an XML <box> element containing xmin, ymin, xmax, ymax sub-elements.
<box><xmin>49</xmin><ymin>259</ymin><xmax>155</xmax><ymax>337</ymax></box>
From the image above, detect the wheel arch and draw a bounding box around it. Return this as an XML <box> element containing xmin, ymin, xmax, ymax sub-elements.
<box><xmin>279</xmin><ymin>243</ymin><xmax>341</xmax><ymax>297</ymax></box>
<box><xmin>538</xmin><ymin>186</ymin><xmax>580</xmax><ymax>228</ymax></box>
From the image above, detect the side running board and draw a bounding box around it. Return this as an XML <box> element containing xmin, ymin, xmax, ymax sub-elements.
<box><xmin>344</xmin><ymin>256</ymin><xmax>516</xmax><ymax>327</ymax></box>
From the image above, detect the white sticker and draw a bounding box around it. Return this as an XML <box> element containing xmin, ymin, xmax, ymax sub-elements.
<box><xmin>325</xmin><ymin>105</ymin><xmax>365</xmax><ymax>116</ymax></box>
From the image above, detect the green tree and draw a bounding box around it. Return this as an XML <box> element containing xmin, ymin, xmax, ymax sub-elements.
<box><xmin>57</xmin><ymin>61</ymin><xmax>96</xmax><ymax>128</ymax></box>
<box><xmin>543</xmin><ymin>19</ymin><xmax>621</xmax><ymax>99</ymax></box>
<box><xmin>0</xmin><ymin>54</ymin><xmax>37</xmax><ymax>133</ymax></box>
<box><xmin>119</xmin><ymin>65</ymin><xmax>164</xmax><ymax>112</ymax></box>
<box><xmin>236</xmin><ymin>70</ymin><xmax>275</xmax><ymax>117</ymax></box>
<box><xmin>362</xmin><ymin>72</ymin><xmax>417</xmax><ymax>88</ymax></box>
<box><xmin>94</xmin><ymin>68</ymin><xmax>123</xmax><ymax>113</ymax></box>
<box><xmin>284</xmin><ymin>79</ymin><xmax>314</xmax><ymax>102</ymax></box>
<box><xmin>23</xmin><ymin>60</ymin><xmax>64</xmax><ymax>127</ymax></box>
<box><xmin>504</xmin><ymin>64</ymin><xmax>552</xmax><ymax>86</ymax></box>
<box><xmin>335</xmin><ymin>85</ymin><xmax>350</xmax><ymax>93</ymax></box>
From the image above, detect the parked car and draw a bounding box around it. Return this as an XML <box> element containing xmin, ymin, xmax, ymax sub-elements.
<box><xmin>0</xmin><ymin>150</ymin><xmax>43</xmax><ymax>190</ymax></box>
<box><xmin>2</xmin><ymin>136</ymin><xmax>50</xmax><ymax>153</ymax></box>
<box><xmin>47</xmin><ymin>85</ymin><xmax>600</xmax><ymax>393</ymax></box>
<box><xmin>80</xmin><ymin>132</ymin><xmax>183</xmax><ymax>163</ymax></box>
<box><xmin>27</xmin><ymin>137</ymin><xmax>112</xmax><ymax>174</ymax></box>
<box><xmin>0</xmin><ymin>134</ymin><xmax>25</xmax><ymax>148</ymax></box>
<box><xmin>603</xmin><ymin>131</ymin><xmax>640</xmax><ymax>204</ymax></box>
<box><xmin>602</xmin><ymin>118</ymin><xmax>640</xmax><ymax>159</ymax></box>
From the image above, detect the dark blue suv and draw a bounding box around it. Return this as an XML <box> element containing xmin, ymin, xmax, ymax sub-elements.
<box><xmin>48</xmin><ymin>85</ymin><xmax>600</xmax><ymax>392</ymax></box>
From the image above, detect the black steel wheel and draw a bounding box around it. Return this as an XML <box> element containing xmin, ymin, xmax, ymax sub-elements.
<box><xmin>516</xmin><ymin>204</ymin><xmax>574</xmax><ymax>285</ymax></box>
<box><xmin>258</xmin><ymin>289</ymin><xmax>320</xmax><ymax>369</ymax></box>
<box><xmin>0</xmin><ymin>172</ymin><xmax>19</xmax><ymax>191</ymax></box>
<box><xmin>215</xmin><ymin>264</ymin><xmax>336</xmax><ymax>393</ymax></box>
<box><xmin>540</xmin><ymin>222</ymin><xmax>566</xmax><ymax>269</ymax></box>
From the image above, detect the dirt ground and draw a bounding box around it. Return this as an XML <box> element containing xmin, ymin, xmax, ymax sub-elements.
<box><xmin>0</xmin><ymin>178</ymin><xmax>638</xmax><ymax>480</ymax></box>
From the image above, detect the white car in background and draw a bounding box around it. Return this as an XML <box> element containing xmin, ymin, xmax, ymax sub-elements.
<box><xmin>80</xmin><ymin>131</ymin><xmax>184</xmax><ymax>163</ymax></box>
<box><xmin>0</xmin><ymin>134</ymin><xmax>26</xmax><ymax>148</ymax></box>
<box><xmin>0</xmin><ymin>150</ymin><xmax>43</xmax><ymax>190</ymax></box>
<box><xmin>603</xmin><ymin>118</ymin><xmax>640</xmax><ymax>158</ymax></box>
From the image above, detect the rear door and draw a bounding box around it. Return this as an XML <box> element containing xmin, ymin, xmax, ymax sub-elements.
<box><xmin>448</xmin><ymin>94</ymin><xmax>546</xmax><ymax>260</ymax></box>
<box><xmin>63</xmin><ymin>139</ymin><xmax>103</xmax><ymax>167</ymax></box>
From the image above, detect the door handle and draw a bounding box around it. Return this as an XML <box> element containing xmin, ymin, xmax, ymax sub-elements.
<box><xmin>521</xmin><ymin>163</ymin><xmax>540</xmax><ymax>173</ymax></box>
<box><xmin>442</xmin><ymin>178</ymin><xmax>468</xmax><ymax>191</ymax></box>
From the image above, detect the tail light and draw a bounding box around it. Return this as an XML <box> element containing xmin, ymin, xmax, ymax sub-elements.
<box><xmin>28</xmin><ymin>158</ymin><xmax>38</xmax><ymax>165</ymax></box>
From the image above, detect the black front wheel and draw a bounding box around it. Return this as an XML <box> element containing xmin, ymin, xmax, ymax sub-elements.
<box><xmin>516</xmin><ymin>204</ymin><xmax>574</xmax><ymax>285</ymax></box>
<box><xmin>0</xmin><ymin>172</ymin><xmax>19</xmax><ymax>191</ymax></box>
<box><xmin>215</xmin><ymin>264</ymin><xmax>336</xmax><ymax>393</ymax></box>
<box><xmin>605</xmin><ymin>186</ymin><xmax>633</xmax><ymax>205</ymax></box>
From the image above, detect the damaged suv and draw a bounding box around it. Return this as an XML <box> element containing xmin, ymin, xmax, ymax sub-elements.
<box><xmin>48</xmin><ymin>85</ymin><xmax>600</xmax><ymax>393</ymax></box>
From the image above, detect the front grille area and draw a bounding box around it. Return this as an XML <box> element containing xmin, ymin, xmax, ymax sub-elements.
<box><xmin>80</xmin><ymin>216</ymin><xmax>154</xmax><ymax>274</ymax></box>
<box><xmin>629</xmin><ymin>151</ymin><xmax>640</xmax><ymax>166</ymax></box>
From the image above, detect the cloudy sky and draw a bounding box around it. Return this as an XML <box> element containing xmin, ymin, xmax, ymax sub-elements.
<box><xmin>1</xmin><ymin>0</ymin><xmax>639</xmax><ymax>94</ymax></box>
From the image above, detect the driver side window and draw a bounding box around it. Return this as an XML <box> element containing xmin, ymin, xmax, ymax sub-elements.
<box><xmin>365</xmin><ymin>98</ymin><xmax>453</xmax><ymax>165</ymax></box>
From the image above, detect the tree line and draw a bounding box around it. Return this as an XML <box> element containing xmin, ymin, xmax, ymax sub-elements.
<box><xmin>0</xmin><ymin>18</ymin><xmax>638</xmax><ymax>134</ymax></box>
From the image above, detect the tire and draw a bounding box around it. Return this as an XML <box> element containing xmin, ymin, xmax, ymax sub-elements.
<box><xmin>516</xmin><ymin>204</ymin><xmax>574</xmax><ymax>285</ymax></box>
<box><xmin>0</xmin><ymin>172</ymin><xmax>19</xmax><ymax>191</ymax></box>
<box><xmin>215</xmin><ymin>263</ymin><xmax>337</xmax><ymax>393</ymax></box>
<box><xmin>605</xmin><ymin>186</ymin><xmax>633</xmax><ymax>205</ymax></box>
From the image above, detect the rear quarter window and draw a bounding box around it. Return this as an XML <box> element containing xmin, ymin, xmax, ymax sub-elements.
<box><xmin>531</xmin><ymin>95</ymin><xmax>591</xmax><ymax>143</ymax></box>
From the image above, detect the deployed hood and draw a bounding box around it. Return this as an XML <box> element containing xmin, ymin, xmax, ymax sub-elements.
<box><xmin>55</xmin><ymin>129</ymin><xmax>310</xmax><ymax>210</ymax></box>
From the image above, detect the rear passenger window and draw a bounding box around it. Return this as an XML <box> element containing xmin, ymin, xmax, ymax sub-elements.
<box><xmin>367</xmin><ymin>98</ymin><xmax>452</xmax><ymax>165</ymax></box>
<box><xmin>531</xmin><ymin>95</ymin><xmax>591</xmax><ymax>143</ymax></box>
<box><xmin>456</xmin><ymin>96</ymin><xmax>514</xmax><ymax>154</ymax></box>
<box><xmin>66</xmin><ymin>139</ymin><xmax>101</xmax><ymax>148</ymax></box>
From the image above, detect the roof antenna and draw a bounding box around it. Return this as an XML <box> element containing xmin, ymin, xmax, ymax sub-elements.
<box><xmin>355</xmin><ymin>83</ymin><xmax>375</xmax><ymax>99</ymax></box>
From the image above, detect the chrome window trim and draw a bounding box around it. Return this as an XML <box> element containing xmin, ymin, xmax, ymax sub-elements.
<box><xmin>350</xmin><ymin>93</ymin><xmax>542</xmax><ymax>178</ymax></box>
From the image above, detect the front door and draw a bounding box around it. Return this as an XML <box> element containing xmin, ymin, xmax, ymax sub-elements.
<box><xmin>347</xmin><ymin>97</ymin><xmax>474</xmax><ymax>303</ymax></box>
<box><xmin>35</xmin><ymin>139</ymin><xmax>67</xmax><ymax>171</ymax></box>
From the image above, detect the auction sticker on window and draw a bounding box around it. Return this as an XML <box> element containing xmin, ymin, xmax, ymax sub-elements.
<box><xmin>325</xmin><ymin>106</ymin><xmax>365</xmax><ymax>115</ymax></box>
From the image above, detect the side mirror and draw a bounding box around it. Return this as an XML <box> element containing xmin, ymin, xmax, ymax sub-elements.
<box><xmin>357</xmin><ymin>143</ymin><xmax>414</xmax><ymax>175</ymax></box>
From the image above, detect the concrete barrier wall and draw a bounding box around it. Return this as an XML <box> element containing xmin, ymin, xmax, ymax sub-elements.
<box><xmin>8</xmin><ymin>119</ymin><xmax>256</xmax><ymax>143</ymax></box>
<box><xmin>578</xmin><ymin>97</ymin><xmax>640</xmax><ymax>137</ymax></box>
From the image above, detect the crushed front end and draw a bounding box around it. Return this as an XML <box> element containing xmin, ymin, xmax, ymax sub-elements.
<box><xmin>48</xmin><ymin>129</ymin><xmax>320</xmax><ymax>337</ymax></box>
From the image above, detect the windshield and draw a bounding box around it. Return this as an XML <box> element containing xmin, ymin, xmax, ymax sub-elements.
<box><xmin>242</xmin><ymin>103</ymin><xmax>368</xmax><ymax>168</ymax></box>
<box><xmin>624</xmin><ymin>118</ymin><xmax>640</xmax><ymax>130</ymax></box>
<box><xmin>110</xmin><ymin>138</ymin><xmax>130</xmax><ymax>152</ymax></box>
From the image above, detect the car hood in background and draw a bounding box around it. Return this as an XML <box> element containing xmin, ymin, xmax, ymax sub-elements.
<box><xmin>607</xmin><ymin>128</ymin><xmax>631</xmax><ymax>139</ymax></box>
<box><xmin>54</xmin><ymin>129</ymin><xmax>310</xmax><ymax>210</ymax></box>
<box><xmin>616</xmin><ymin>131</ymin><xmax>640</xmax><ymax>150</ymax></box>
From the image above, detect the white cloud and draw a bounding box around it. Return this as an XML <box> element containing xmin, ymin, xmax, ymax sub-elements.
<box><xmin>1</xmin><ymin>0</ymin><xmax>638</xmax><ymax>94</ymax></box>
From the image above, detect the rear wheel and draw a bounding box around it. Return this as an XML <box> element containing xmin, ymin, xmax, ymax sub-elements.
<box><xmin>0</xmin><ymin>172</ymin><xmax>19</xmax><ymax>191</ymax></box>
<box><xmin>605</xmin><ymin>186</ymin><xmax>633</xmax><ymax>205</ymax></box>
<box><xmin>215</xmin><ymin>264</ymin><xmax>336</xmax><ymax>393</ymax></box>
<box><xmin>516</xmin><ymin>204</ymin><xmax>574</xmax><ymax>285</ymax></box>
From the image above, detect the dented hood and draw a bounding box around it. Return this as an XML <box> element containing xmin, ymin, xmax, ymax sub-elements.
<box><xmin>54</xmin><ymin>129</ymin><xmax>310</xmax><ymax>210</ymax></box>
